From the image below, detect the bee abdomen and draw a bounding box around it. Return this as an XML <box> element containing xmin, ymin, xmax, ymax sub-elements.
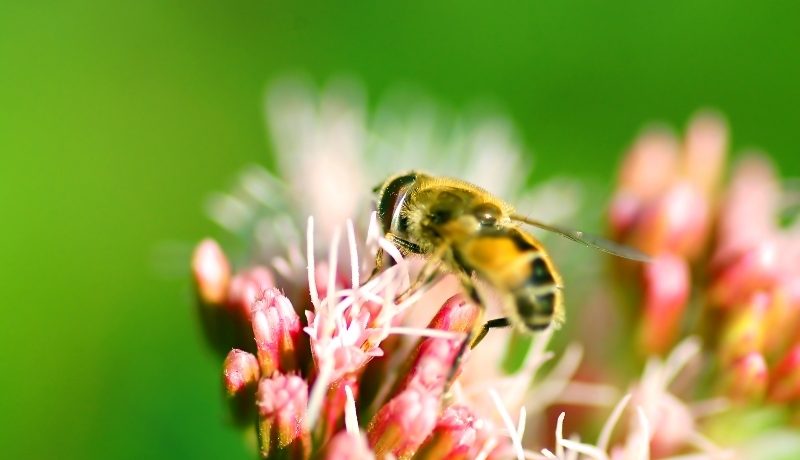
<box><xmin>513</xmin><ymin>286</ymin><xmax>560</xmax><ymax>331</ymax></box>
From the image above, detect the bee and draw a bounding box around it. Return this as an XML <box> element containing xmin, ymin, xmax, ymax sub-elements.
<box><xmin>373</xmin><ymin>171</ymin><xmax>650</xmax><ymax>348</ymax></box>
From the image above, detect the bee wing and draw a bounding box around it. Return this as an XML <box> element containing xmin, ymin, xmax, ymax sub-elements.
<box><xmin>510</xmin><ymin>214</ymin><xmax>652</xmax><ymax>262</ymax></box>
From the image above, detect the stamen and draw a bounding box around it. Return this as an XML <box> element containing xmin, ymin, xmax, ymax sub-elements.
<box><xmin>386</xmin><ymin>326</ymin><xmax>465</xmax><ymax>340</ymax></box>
<box><xmin>663</xmin><ymin>337</ymin><xmax>701</xmax><ymax>386</ymax></box>
<box><xmin>305</xmin><ymin>358</ymin><xmax>333</xmax><ymax>429</ymax></box>
<box><xmin>489</xmin><ymin>388</ymin><xmax>524</xmax><ymax>460</ymax></box>
<box><xmin>344</xmin><ymin>384</ymin><xmax>359</xmax><ymax>436</ymax></box>
<box><xmin>597</xmin><ymin>393</ymin><xmax>632</xmax><ymax>452</ymax></box>
<box><xmin>347</xmin><ymin>219</ymin><xmax>360</xmax><ymax>289</ymax></box>
<box><xmin>327</xmin><ymin>226</ymin><xmax>342</xmax><ymax>312</ymax></box>
<box><xmin>555</xmin><ymin>412</ymin><xmax>565</xmax><ymax>458</ymax></box>
<box><xmin>635</xmin><ymin>406</ymin><xmax>651</xmax><ymax>459</ymax></box>
<box><xmin>475</xmin><ymin>437</ymin><xmax>498</xmax><ymax>460</ymax></box>
<box><xmin>307</xmin><ymin>216</ymin><xmax>319</xmax><ymax>308</ymax></box>
<box><xmin>558</xmin><ymin>439</ymin><xmax>607</xmax><ymax>460</ymax></box>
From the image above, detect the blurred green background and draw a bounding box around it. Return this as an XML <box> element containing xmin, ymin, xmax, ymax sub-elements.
<box><xmin>2</xmin><ymin>1</ymin><xmax>798</xmax><ymax>458</ymax></box>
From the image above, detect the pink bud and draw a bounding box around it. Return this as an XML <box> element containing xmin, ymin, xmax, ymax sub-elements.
<box><xmin>428</xmin><ymin>294</ymin><xmax>480</xmax><ymax>333</ymax></box>
<box><xmin>618</xmin><ymin>130</ymin><xmax>679</xmax><ymax>200</ymax></box>
<box><xmin>252</xmin><ymin>288</ymin><xmax>301</xmax><ymax>375</ymax></box>
<box><xmin>638</xmin><ymin>254</ymin><xmax>690</xmax><ymax>355</ymax></box>
<box><xmin>710</xmin><ymin>242</ymin><xmax>780</xmax><ymax>309</ymax></box>
<box><xmin>228</xmin><ymin>266</ymin><xmax>275</xmax><ymax>317</ymax></box>
<box><xmin>415</xmin><ymin>405</ymin><xmax>489</xmax><ymax>460</ymax></box>
<box><xmin>629</xmin><ymin>182</ymin><xmax>709</xmax><ymax>258</ymax></box>
<box><xmin>768</xmin><ymin>345</ymin><xmax>800</xmax><ymax>403</ymax></box>
<box><xmin>392</xmin><ymin>295</ymin><xmax>479</xmax><ymax>397</ymax></box>
<box><xmin>725</xmin><ymin>352</ymin><xmax>768</xmax><ymax>402</ymax></box>
<box><xmin>192</xmin><ymin>238</ymin><xmax>231</xmax><ymax>305</ymax></box>
<box><xmin>256</xmin><ymin>373</ymin><xmax>309</xmax><ymax>458</ymax></box>
<box><xmin>367</xmin><ymin>387</ymin><xmax>440</xmax><ymax>458</ymax></box>
<box><xmin>223</xmin><ymin>349</ymin><xmax>260</xmax><ymax>396</ymax></box>
<box><xmin>608</xmin><ymin>191</ymin><xmax>644</xmax><ymax>240</ymax></box>
<box><xmin>682</xmin><ymin>112</ymin><xmax>728</xmax><ymax>197</ymax></box>
<box><xmin>323</xmin><ymin>431</ymin><xmax>376</xmax><ymax>460</ymax></box>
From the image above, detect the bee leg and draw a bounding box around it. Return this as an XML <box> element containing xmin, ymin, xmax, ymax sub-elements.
<box><xmin>470</xmin><ymin>317</ymin><xmax>511</xmax><ymax>348</ymax></box>
<box><xmin>395</xmin><ymin>244</ymin><xmax>446</xmax><ymax>302</ymax></box>
<box><xmin>364</xmin><ymin>246</ymin><xmax>385</xmax><ymax>283</ymax></box>
<box><xmin>442</xmin><ymin>277</ymin><xmax>486</xmax><ymax>402</ymax></box>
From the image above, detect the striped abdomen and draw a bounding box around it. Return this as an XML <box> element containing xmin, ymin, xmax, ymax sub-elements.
<box><xmin>455</xmin><ymin>226</ymin><xmax>564</xmax><ymax>331</ymax></box>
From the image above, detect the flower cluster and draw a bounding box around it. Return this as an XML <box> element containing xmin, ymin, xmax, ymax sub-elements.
<box><xmin>191</xmin><ymin>78</ymin><xmax>800</xmax><ymax>459</ymax></box>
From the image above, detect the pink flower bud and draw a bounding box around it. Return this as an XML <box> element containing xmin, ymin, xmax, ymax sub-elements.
<box><xmin>256</xmin><ymin>373</ymin><xmax>309</xmax><ymax>458</ymax></box>
<box><xmin>367</xmin><ymin>387</ymin><xmax>440</xmax><ymax>458</ymax></box>
<box><xmin>192</xmin><ymin>238</ymin><xmax>231</xmax><ymax>305</ymax></box>
<box><xmin>710</xmin><ymin>242</ymin><xmax>780</xmax><ymax>308</ymax></box>
<box><xmin>392</xmin><ymin>295</ymin><xmax>479</xmax><ymax>397</ymax></box>
<box><xmin>415</xmin><ymin>405</ymin><xmax>489</xmax><ymax>460</ymax></box>
<box><xmin>629</xmin><ymin>182</ymin><xmax>709</xmax><ymax>258</ymax></box>
<box><xmin>228</xmin><ymin>266</ymin><xmax>275</xmax><ymax>317</ymax></box>
<box><xmin>768</xmin><ymin>344</ymin><xmax>800</xmax><ymax>403</ymax></box>
<box><xmin>725</xmin><ymin>352</ymin><xmax>768</xmax><ymax>402</ymax></box>
<box><xmin>428</xmin><ymin>294</ymin><xmax>480</xmax><ymax>333</ymax></box>
<box><xmin>682</xmin><ymin>112</ymin><xmax>728</xmax><ymax>197</ymax></box>
<box><xmin>618</xmin><ymin>130</ymin><xmax>679</xmax><ymax>200</ymax></box>
<box><xmin>638</xmin><ymin>254</ymin><xmax>690</xmax><ymax>355</ymax></box>
<box><xmin>718</xmin><ymin>293</ymin><xmax>769</xmax><ymax>365</ymax></box>
<box><xmin>252</xmin><ymin>288</ymin><xmax>301</xmax><ymax>375</ymax></box>
<box><xmin>608</xmin><ymin>191</ymin><xmax>644</xmax><ymax>240</ymax></box>
<box><xmin>223</xmin><ymin>349</ymin><xmax>260</xmax><ymax>396</ymax></box>
<box><xmin>323</xmin><ymin>431</ymin><xmax>375</xmax><ymax>460</ymax></box>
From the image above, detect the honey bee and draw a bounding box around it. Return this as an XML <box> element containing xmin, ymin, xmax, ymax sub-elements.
<box><xmin>373</xmin><ymin>171</ymin><xmax>649</xmax><ymax>348</ymax></box>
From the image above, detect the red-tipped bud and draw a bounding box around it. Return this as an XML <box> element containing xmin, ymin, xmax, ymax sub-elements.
<box><xmin>393</xmin><ymin>295</ymin><xmax>479</xmax><ymax>397</ymax></box>
<box><xmin>710</xmin><ymin>242</ymin><xmax>780</xmax><ymax>308</ymax></box>
<box><xmin>608</xmin><ymin>191</ymin><xmax>644</xmax><ymax>239</ymax></box>
<box><xmin>367</xmin><ymin>387</ymin><xmax>440</xmax><ymax>458</ymax></box>
<box><xmin>724</xmin><ymin>352</ymin><xmax>768</xmax><ymax>402</ymax></box>
<box><xmin>256</xmin><ymin>374</ymin><xmax>309</xmax><ymax>459</ymax></box>
<box><xmin>414</xmin><ymin>405</ymin><xmax>489</xmax><ymax>460</ymax></box>
<box><xmin>768</xmin><ymin>345</ymin><xmax>800</xmax><ymax>403</ymax></box>
<box><xmin>428</xmin><ymin>294</ymin><xmax>480</xmax><ymax>332</ymax></box>
<box><xmin>638</xmin><ymin>254</ymin><xmax>690</xmax><ymax>355</ymax></box>
<box><xmin>228</xmin><ymin>266</ymin><xmax>275</xmax><ymax>317</ymax></box>
<box><xmin>252</xmin><ymin>288</ymin><xmax>301</xmax><ymax>375</ymax></box>
<box><xmin>718</xmin><ymin>293</ymin><xmax>769</xmax><ymax>365</ymax></box>
<box><xmin>192</xmin><ymin>238</ymin><xmax>231</xmax><ymax>305</ymax></box>
<box><xmin>682</xmin><ymin>112</ymin><xmax>728</xmax><ymax>196</ymax></box>
<box><xmin>629</xmin><ymin>182</ymin><xmax>709</xmax><ymax>258</ymax></box>
<box><xmin>223</xmin><ymin>349</ymin><xmax>260</xmax><ymax>396</ymax></box>
<box><xmin>618</xmin><ymin>130</ymin><xmax>679</xmax><ymax>200</ymax></box>
<box><xmin>323</xmin><ymin>431</ymin><xmax>375</xmax><ymax>460</ymax></box>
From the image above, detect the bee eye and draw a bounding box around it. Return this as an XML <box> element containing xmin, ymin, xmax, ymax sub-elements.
<box><xmin>429</xmin><ymin>208</ymin><xmax>452</xmax><ymax>225</ymax></box>
<box><xmin>472</xmin><ymin>203</ymin><xmax>501</xmax><ymax>226</ymax></box>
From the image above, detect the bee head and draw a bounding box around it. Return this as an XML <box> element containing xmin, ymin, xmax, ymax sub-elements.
<box><xmin>375</xmin><ymin>172</ymin><xmax>419</xmax><ymax>234</ymax></box>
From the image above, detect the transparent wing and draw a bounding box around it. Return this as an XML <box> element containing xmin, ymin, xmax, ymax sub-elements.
<box><xmin>511</xmin><ymin>214</ymin><xmax>652</xmax><ymax>262</ymax></box>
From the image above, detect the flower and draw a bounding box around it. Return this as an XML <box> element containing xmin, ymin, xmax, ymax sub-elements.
<box><xmin>191</xmin><ymin>79</ymin><xmax>800</xmax><ymax>459</ymax></box>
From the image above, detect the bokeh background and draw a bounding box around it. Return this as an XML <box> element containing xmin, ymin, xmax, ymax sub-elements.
<box><xmin>2</xmin><ymin>1</ymin><xmax>799</xmax><ymax>458</ymax></box>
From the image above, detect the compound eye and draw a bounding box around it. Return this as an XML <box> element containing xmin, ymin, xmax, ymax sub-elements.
<box><xmin>429</xmin><ymin>207</ymin><xmax>453</xmax><ymax>225</ymax></box>
<box><xmin>428</xmin><ymin>191</ymin><xmax>463</xmax><ymax>225</ymax></box>
<box><xmin>472</xmin><ymin>202</ymin><xmax>502</xmax><ymax>226</ymax></box>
